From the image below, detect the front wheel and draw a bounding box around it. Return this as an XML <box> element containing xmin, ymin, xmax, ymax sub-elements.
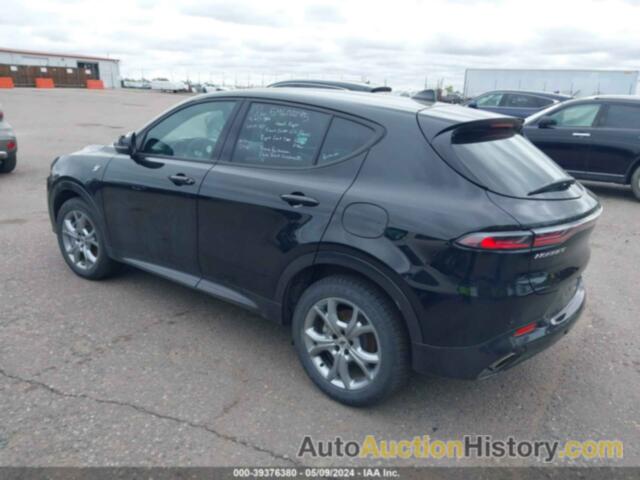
<box><xmin>56</xmin><ymin>198</ymin><xmax>119</xmax><ymax>280</ymax></box>
<box><xmin>631</xmin><ymin>166</ymin><xmax>640</xmax><ymax>201</ymax></box>
<box><xmin>292</xmin><ymin>275</ymin><xmax>410</xmax><ymax>406</ymax></box>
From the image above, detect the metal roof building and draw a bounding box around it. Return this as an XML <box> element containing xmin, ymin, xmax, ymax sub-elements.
<box><xmin>0</xmin><ymin>47</ymin><xmax>121</xmax><ymax>88</ymax></box>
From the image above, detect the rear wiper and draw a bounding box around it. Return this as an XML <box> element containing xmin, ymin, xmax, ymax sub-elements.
<box><xmin>528</xmin><ymin>178</ymin><xmax>576</xmax><ymax>196</ymax></box>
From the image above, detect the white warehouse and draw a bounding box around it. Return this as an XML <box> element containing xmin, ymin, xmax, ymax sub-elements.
<box><xmin>0</xmin><ymin>47</ymin><xmax>121</xmax><ymax>88</ymax></box>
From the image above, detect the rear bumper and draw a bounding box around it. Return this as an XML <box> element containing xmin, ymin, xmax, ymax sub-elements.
<box><xmin>0</xmin><ymin>150</ymin><xmax>15</xmax><ymax>163</ymax></box>
<box><xmin>411</xmin><ymin>279</ymin><xmax>586</xmax><ymax>379</ymax></box>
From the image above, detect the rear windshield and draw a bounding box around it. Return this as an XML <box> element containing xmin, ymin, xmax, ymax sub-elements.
<box><xmin>435</xmin><ymin>127</ymin><xmax>570</xmax><ymax>198</ymax></box>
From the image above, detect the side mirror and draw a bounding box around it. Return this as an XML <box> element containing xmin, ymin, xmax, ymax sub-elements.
<box><xmin>467</xmin><ymin>101</ymin><xmax>478</xmax><ymax>108</ymax></box>
<box><xmin>538</xmin><ymin>116</ymin><xmax>557</xmax><ymax>129</ymax></box>
<box><xmin>114</xmin><ymin>132</ymin><xmax>139</xmax><ymax>158</ymax></box>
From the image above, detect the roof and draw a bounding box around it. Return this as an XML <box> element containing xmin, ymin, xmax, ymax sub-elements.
<box><xmin>585</xmin><ymin>94</ymin><xmax>640</xmax><ymax>102</ymax></box>
<box><xmin>268</xmin><ymin>79</ymin><xmax>391</xmax><ymax>93</ymax></box>
<box><xmin>197</xmin><ymin>88</ymin><xmax>425</xmax><ymax>115</ymax></box>
<box><xmin>0</xmin><ymin>47</ymin><xmax>119</xmax><ymax>63</ymax></box>
<box><xmin>190</xmin><ymin>88</ymin><xmax>508</xmax><ymax>139</ymax></box>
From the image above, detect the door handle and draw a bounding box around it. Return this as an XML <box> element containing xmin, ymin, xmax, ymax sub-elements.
<box><xmin>169</xmin><ymin>173</ymin><xmax>196</xmax><ymax>186</ymax></box>
<box><xmin>572</xmin><ymin>132</ymin><xmax>591</xmax><ymax>137</ymax></box>
<box><xmin>280</xmin><ymin>192</ymin><xmax>319</xmax><ymax>207</ymax></box>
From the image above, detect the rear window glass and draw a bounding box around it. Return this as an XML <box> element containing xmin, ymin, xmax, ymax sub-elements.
<box><xmin>318</xmin><ymin>118</ymin><xmax>374</xmax><ymax>164</ymax></box>
<box><xmin>601</xmin><ymin>104</ymin><xmax>640</xmax><ymax>129</ymax></box>
<box><xmin>441</xmin><ymin>129</ymin><xmax>569</xmax><ymax>198</ymax></box>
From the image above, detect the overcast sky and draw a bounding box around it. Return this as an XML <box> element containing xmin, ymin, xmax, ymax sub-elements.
<box><xmin>2</xmin><ymin>0</ymin><xmax>640</xmax><ymax>90</ymax></box>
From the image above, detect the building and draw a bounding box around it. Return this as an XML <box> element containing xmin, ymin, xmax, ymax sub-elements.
<box><xmin>0</xmin><ymin>47</ymin><xmax>120</xmax><ymax>88</ymax></box>
<box><xmin>464</xmin><ymin>68</ymin><xmax>639</xmax><ymax>98</ymax></box>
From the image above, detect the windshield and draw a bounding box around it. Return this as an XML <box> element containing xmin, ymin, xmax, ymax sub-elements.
<box><xmin>440</xmin><ymin>129</ymin><xmax>572</xmax><ymax>198</ymax></box>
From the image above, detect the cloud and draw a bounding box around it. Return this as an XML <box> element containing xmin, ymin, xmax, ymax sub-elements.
<box><xmin>182</xmin><ymin>1</ymin><xmax>288</xmax><ymax>27</ymax></box>
<box><xmin>304</xmin><ymin>4</ymin><xmax>344</xmax><ymax>23</ymax></box>
<box><xmin>2</xmin><ymin>0</ymin><xmax>640</xmax><ymax>91</ymax></box>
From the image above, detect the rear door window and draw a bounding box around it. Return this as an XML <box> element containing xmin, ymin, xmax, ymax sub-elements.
<box><xmin>600</xmin><ymin>104</ymin><xmax>640</xmax><ymax>129</ymax></box>
<box><xmin>549</xmin><ymin>103</ymin><xmax>601</xmax><ymax>127</ymax></box>
<box><xmin>232</xmin><ymin>103</ymin><xmax>330</xmax><ymax>167</ymax></box>
<box><xmin>318</xmin><ymin>118</ymin><xmax>374</xmax><ymax>165</ymax></box>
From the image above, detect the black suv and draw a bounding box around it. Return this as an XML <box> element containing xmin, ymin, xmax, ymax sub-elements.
<box><xmin>524</xmin><ymin>95</ymin><xmax>640</xmax><ymax>200</ymax></box>
<box><xmin>47</xmin><ymin>89</ymin><xmax>601</xmax><ymax>405</ymax></box>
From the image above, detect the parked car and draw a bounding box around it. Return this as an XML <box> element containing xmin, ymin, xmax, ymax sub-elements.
<box><xmin>203</xmin><ymin>84</ymin><xmax>229</xmax><ymax>93</ymax></box>
<box><xmin>47</xmin><ymin>89</ymin><xmax>601</xmax><ymax>405</ymax></box>
<box><xmin>122</xmin><ymin>79</ymin><xmax>151</xmax><ymax>89</ymax></box>
<box><xmin>0</xmin><ymin>105</ymin><xmax>17</xmax><ymax>173</ymax></box>
<box><xmin>467</xmin><ymin>90</ymin><xmax>571</xmax><ymax>118</ymax></box>
<box><xmin>524</xmin><ymin>95</ymin><xmax>640</xmax><ymax>200</ymax></box>
<box><xmin>268</xmin><ymin>79</ymin><xmax>391</xmax><ymax>93</ymax></box>
<box><xmin>150</xmin><ymin>79</ymin><xmax>189</xmax><ymax>93</ymax></box>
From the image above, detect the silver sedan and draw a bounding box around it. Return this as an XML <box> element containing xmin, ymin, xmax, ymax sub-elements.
<box><xmin>0</xmin><ymin>104</ymin><xmax>17</xmax><ymax>173</ymax></box>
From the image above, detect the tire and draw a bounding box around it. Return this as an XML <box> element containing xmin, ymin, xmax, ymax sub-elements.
<box><xmin>631</xmin><ymin>166</ymin><xmax>640</xmax><ymax>201</ymax></box>
<box><xmin>56</xmin><ymin>198</ymin><xmax>118</xmax><ymax>280</ymax></box>
<box><xmin>292</xmin><ymin>275</ymin><xmax>410</xmax><ymax>406</ymax></box>
<box><xmin>0</xmin><ymin>153</ymin><xmax>16</xmax><ymax>173</ymax></box>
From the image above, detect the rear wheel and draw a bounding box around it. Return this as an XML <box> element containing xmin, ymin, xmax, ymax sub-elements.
<box><xmin>631</xmin><ymin>166</ymin><xmax>640</xmax><ymax>201</ymax></box>
<box><xmin>0</xmin><ymin>153</ymin><xmax>16</xmax><ymax>173</ymax></box>
<box><xmin>292</xmin><ymin>275</ymin><xmax>410</xmax><ymax>406</ymax></box>
<box><xmin>56</xmin><ymin>198</ymin><xmax>118</xmax><ymax>279</ymax></box>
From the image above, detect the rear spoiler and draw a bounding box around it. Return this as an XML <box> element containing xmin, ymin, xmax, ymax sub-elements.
<box><xmin>417</xmin><ymin>105</ymin><xmax>523</xmax><ymax>142</ymax></box>
<box><xmin>370</xmin><ymin>86</ymin><xmax>392</xmax><ymax>93</ymax></box>
<box><xmin>439</xmin><ymin>117</ymin><xmax>523</xmax><ymax>142</ymax></box>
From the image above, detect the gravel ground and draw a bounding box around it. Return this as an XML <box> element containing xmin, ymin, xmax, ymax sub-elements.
<box><xmin>0</xmin><ymin>88</ymin><xmax>638</xmax><ymax>467</ymax></box>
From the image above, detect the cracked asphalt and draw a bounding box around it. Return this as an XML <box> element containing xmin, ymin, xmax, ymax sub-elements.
<box><xmin>0</xmin><ymin>89</ymin><xmax>638</xmax><ymax>467</ymax></box>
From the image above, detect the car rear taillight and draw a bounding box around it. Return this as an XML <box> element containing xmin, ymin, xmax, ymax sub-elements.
<box><xmin>0</xmin><ymin>111</ymin><xmax>4</xmax><ymax>121</ymax></box>
<box><xmin>532</xmin><ymin>212</ymin><xmax>600</xmax><ymax>248</ymax></box>
<box><xmin>457</xmin><ymin>209</ymin><xmax>602</xmax><ymax>252</ymax></box>
<box><xmin>6</xmin><ymin>140</ymin><xmax>16</xmax><ymax>151</ymax></box>
<box><xmin>456</xmin><ymin>231</ymin><xmax>533</xmax><ymax>251</ymax></box>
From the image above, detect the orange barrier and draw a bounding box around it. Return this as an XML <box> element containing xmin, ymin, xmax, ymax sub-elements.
<box><xmin>86</xmin><ymin>79</ymin><xmax>104</xmax><ymax>89</ymax></box>
<box><xmin>35</xmin><ymin>78</ymin><xmax>55</xmax><ymax>88</ymax></box>
<box><xmin>0</xmin><ymin>77</ymin><xmax>14</xmax><ymax>88</ymax></box>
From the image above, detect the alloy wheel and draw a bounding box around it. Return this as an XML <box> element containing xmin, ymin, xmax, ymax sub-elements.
<box><xmin>61</xmin><ymin>210</ymin><xmax>99</xmax><ymax>270</ymax></box>
<box><xmin>303</xmin><ymin>297</ymin><xmax>381</xmax><ymax>390</ymax></box>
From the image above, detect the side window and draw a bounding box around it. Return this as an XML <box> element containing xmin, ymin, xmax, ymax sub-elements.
<box><xmin>142</xmin><ymin>101</ymin><xmax>236</xmax><ymax>161</ymax></box>
<box><xmin>549</xmin><ymin>103</ymin><xmax>601</xmax><ymax>127</ymax></box>
<box><xmin>600</xmin><ymin>104</ymin><xmax>640</xmax><ymax>129</ymax></box>
<box><xmin>504</xmin><ymin>94</ymin><xmax>548</xmax><ymax>108</ymax></box>
<box><xmin>318</xmin><ymin>118</ymin><xmax>374</xmax><ymax>165</ymax></box>
<box><xmin>537</xmin><ymin>97</ymin><xmax>555</xmax><ymax>108</ymax></box>
<box><xmin>476</xmin><ymin>93</ymin><xmax>503</xmax><ymax>107</ymax></box>
<box><xmin>232</xmin><ymin>103</ymin><xmax>330</xmax><ymax>167</ymax></box>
